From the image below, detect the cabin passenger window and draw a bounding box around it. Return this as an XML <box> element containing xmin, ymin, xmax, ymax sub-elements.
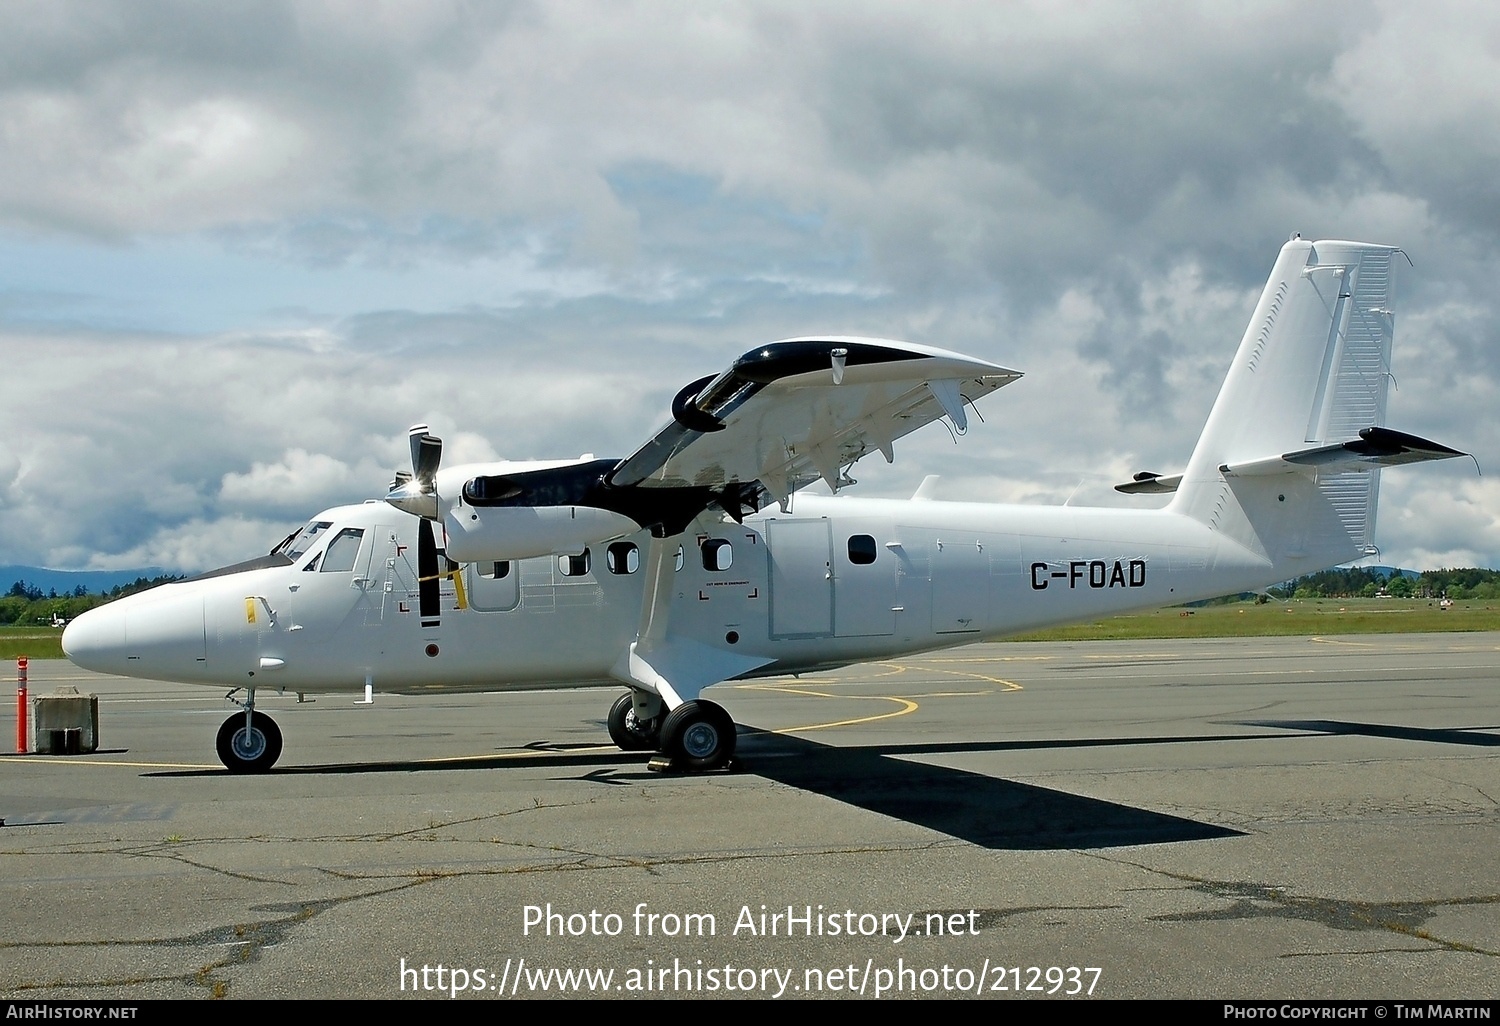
<box><xmin>606</xmin><ymin>542</ymin><xmax>639</xmax><ymax>575</ymax></box>
<box><xmin>320</xmin><ymin>529</ymin><xmax>365</xmax><ymax>573</ymax></box>
<box><xmin>558</xmin><ymin>550</ymin><xmax>591</xmax><ymax>577</ymax></box>
<box><xmin>673</xmin><ymin>546</ymin><xmax>684</xmax><ymax>572</ymax></box>
<box><xmin>478</xmin><ymin>561</ymin><xmax>511</xmax><ymax>580</ymax></box>
<box><xmin>701</xmin><ymin>539</ymin><xmax>733</xmax><ymax>571</ymax></box>
<box><xmin>847</xmin><ymin>535</ymin><xmax>878</xmax><ymax>565</ymax></box>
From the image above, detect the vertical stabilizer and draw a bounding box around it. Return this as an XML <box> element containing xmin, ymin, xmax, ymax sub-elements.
<box><xmin>1171</xmin><ymin>239</ymin><xmax>1398</xmax><ymax>569</ymax></box>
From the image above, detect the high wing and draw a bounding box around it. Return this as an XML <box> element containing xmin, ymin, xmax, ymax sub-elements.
<box><xmin>393</xmin><ymin>336</ymin><xmax>1022</xmax><ymax>565</ymax></box>
<box><xmin>609</xmin><ymin>337</ymin><xmax>1022</xmax><ymax>503</ymax></box>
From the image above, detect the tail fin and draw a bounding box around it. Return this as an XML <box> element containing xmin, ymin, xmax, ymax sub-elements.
<box><xmin>1172</xmin><ymin>238</ymin><xmax>1404</xmax><ymax>569</ymax></box>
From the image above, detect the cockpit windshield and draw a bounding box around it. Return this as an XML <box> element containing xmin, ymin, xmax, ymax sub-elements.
<box><xmin>273</xmin><ymin>520</ymin><xmax>334</xmax><ymax>563</ymax></box>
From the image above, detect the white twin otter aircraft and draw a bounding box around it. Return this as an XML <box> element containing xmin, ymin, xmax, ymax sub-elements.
<box><xmin>63</xmin><ymin>237</ymin><xmax>1466</xmax><ymax>773</ymax></box>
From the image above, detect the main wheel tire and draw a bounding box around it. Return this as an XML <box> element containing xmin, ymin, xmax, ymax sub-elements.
<box><xmin>659</xmin><ymin>700</ymin><xmax>736</xmax><ymax>771</ymax></box>
<box><xmin>215</xmin><ymin>711</ymin><xmax>283</xmax><ymax>773</ymax></box>
<box><xmin>607</xmin><ymin>693</ymin><xmax>660</xmax><ymax>751</ymax></box>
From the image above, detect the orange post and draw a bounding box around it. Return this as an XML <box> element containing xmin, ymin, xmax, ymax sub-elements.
<box><xmin>15</xmin><ymin>656</ymin><xmax>27</xmax><ymax>754</ymax></box>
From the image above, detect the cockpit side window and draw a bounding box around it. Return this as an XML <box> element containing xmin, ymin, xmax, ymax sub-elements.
<box><xmin>319</xmin><ymin>528</ymin><xmax>366</xmax><ymax>573</ymax></box>
<box><xmin>276</xmin><ymin>520</ymin><xmax>334</xmax><ymax>564</ymax></box>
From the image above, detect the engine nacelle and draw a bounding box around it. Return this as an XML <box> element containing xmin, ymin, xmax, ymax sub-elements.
<box><xmin>443</xmin><ymin>505</ymin><xmax>641</xmax><ymax>563</ymax></box>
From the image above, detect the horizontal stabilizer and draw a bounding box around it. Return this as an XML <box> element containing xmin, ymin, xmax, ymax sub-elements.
<box><xmin>1220</xmin><ymin>427</ymin><xmax>1467</xmax><ymax>478</ymax></box>
<box><xmin>1115</xmin><ymin>471</ymin><xmax>1182</xmax><ymax>495</ymax></box>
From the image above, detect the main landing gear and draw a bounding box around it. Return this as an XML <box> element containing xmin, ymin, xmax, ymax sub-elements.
<box><xmin>607</xmin><ymin>692</ymin><xmax>661</xmax><ymax>751</ymax></box>
<box><xmin>607</xmin><ymin>690</ymin><xmax>736</xmax><ymax>772</ymax></box>
<box><xmin>216</xmin><ymin>689</ymin><xmax>283</xmax><ymax>773</ymax></box>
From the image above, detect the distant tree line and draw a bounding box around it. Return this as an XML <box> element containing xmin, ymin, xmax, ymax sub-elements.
<box><xmin>0</xmin><ymin>576</ymin><xmax>184</xmax><ymax>626</ymax></box>
<box><xmin>1271</xmin><ymin>567</ymin><xmax>1500</xmax><ymax>601</ymax></box>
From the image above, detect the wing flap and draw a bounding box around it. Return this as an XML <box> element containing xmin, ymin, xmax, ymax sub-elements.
<box><xmin>610</xmin><ymin>337</ymin><xmax>1020</xmax><ymax>493</ymax></box>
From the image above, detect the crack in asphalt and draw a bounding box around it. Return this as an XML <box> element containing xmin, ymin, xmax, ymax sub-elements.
<box><xmin>1420</xmin><ymin>770</ymin><xmax>1499</xmax><ymax>809</ymax></box>
<box><xmin>319</xmin><ymin>838</ymin><xmax>967</xmax><ymax>881</ymax></box>
<box><xmin>2</xmin><ymin>834</ymin><xmax>974</xmax><ymax>998</ymax></box>
<box><xmin>356</xmin><ymin>797</ymin><xmax>592</xmax><ymax>841</ymax></box>
<box><xmin>1</xmin><ymin>882</ymin><xmax>424</xmax><ymax>999</ymax></box>
<box><xmin>1092</xmin><ymin>857</ymin><xmax>1500</xmax><ymax>957</ymax></box>
<box><xmin>921</xmin><ymin>905</ymin><xmax>1121</xmax><ymax>931</ymax></box>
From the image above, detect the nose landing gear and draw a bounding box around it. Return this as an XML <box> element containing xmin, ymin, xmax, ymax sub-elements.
<box><xmin>216</xmin><ymin>689</ymin><xmax>283</xmax><ymax>772</ymax></box>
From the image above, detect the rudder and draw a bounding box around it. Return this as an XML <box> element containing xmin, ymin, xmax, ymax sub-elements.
<box><xmin>1171</xmin><ymin>238</ymin><xmax>1400</xmax><ymax>568</ymax></box>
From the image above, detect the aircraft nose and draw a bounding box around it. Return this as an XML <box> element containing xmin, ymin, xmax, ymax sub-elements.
<box><xmin>62</xmin><ymin>588</ymin><xmax>207</xmax><ymax>677</ymax></box>
<box><xmin>62</xmin><ymin>603</ymin><xmax>128</xmax><ymax>672</ymax></box>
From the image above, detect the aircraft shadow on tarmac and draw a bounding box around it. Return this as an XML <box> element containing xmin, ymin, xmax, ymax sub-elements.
<box><xmin>1237</xmin><ymin>719</ymin><xmax>1500</xmax><ymax>748</ymax></box>
<box><xmin>144</xmin><ymin>725</ymin><xmax>1268</xmax><ymax>851</ymax></box>
<box><xmin>730</xmin><ymin>729</ymin><xmax>1245</xmax><ymax>850</ymax></box>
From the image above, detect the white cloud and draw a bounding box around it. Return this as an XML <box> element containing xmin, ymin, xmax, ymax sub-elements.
<box><xmin>0</xmin><ymin>2</ymin><xmax>1496</xmax><ymax>573</ymax></box>
<box><xmin>1323</xmin><ymin>3</ymin><xmax>1500</xmax><ymax>239</ymax></box>
<box><xmin>218</xmin><ymin>448</ymin><xmax>386</xmax><ymax>514</ymax></box>
<box><xmin>79</xmin><ymin>515</ymin><xmax>304</xmax><ymax>574</ymax></box>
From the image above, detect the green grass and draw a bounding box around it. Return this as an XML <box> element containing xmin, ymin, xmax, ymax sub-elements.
<box><xmin>1007</xmin><ymin>597</ymin><xmax>1500</xmax><ymax>641</ymax></box>
<box><xmin>0</xmin><ymin>628</ymin><xmax>64</xmax><ymax>660</ymax></box>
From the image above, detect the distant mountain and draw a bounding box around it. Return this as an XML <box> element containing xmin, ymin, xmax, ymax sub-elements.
<box><xmin>1363</xmin><ymin>565</ymin><xmax>1421</xmax><ymax>581</ymax></box>
<box><xmin>1</xmin><ymin>565</ymin><xmax>174</xmax><ymax>597</ymax></box>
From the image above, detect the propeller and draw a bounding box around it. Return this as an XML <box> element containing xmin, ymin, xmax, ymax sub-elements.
<box><xmin>386</xmin><ymin>424</ymin><xmax>443</xmax><ymax>519</ymax></box>
<box><xmin>410</xmin><ymin>424</ymin><xmax>442</xmax><ymax>492</ymax></box>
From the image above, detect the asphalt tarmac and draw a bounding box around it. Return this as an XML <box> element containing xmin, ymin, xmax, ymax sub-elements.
<box><xmin>1</xmin><ymin>632</ymin><xmax>1497</xmax><ymax>1001</ymax></box>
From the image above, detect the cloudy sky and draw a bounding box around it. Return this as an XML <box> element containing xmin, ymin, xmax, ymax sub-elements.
<box><xmin>1</xmin><ymin>1</ymin><xmax>1496</xmax><ymax>573</ymax></box>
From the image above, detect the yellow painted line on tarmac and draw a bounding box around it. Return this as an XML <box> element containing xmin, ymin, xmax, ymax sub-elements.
<box><xmin>926</xmin><ymin>655</ymin><xmax>1054</xmax><ymax>663</ymax></box>
<box><xmin>890</xmin><ymin>661</ymin><xmax>1025</xmax><ymax>692</ymax></box>
<box><xmin>64</xmin><ymin>696</ymin><xmax>232</xmax><ymax>704</ymax></box>
<box><xmin>11</xmin><ymin>756</ymin><xmax>219</xmax><ymax>770</ymax></box>
<box><xmin>737</xmin><ymin>654</ymin><xmax>1028</xmax><ymax>734</ymax></box>
<box><xmin>414</xmin><ymin>746</ymin><xmax>620</xmax><ymax>764</ymax></box>
<box><xmin>10</xmin><ymin>674</ymin><xmax>125</xmax><ymax>683</ymax></box>
<box><xmin>736</xmin><ymin>682</ymin><xmax>919</xmax><ymax>733</ymax></box>
<box><xmin>14</xmin><ymin>747</ymin><xmax>628</xmax><ymax>772</ymax></box>
<box><xmin>1303</xmin><ymin>636</ymin><xmax>1473</xmax><ymax>652</ymax></box>
<box><xmin>745</xmin><ymin>670</ymin><xmax>907</xmax><ymax>686</ymax></box>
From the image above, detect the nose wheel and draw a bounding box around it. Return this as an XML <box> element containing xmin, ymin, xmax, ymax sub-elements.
<box><xmin>216</xmin><ymin>711</ymin><xmax>283</xmax><ymax>773</ymax></box>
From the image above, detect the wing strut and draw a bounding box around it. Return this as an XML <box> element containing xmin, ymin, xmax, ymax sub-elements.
<box><xmin>635</xmin><ymin>534</ymin><xmax>676</xmax><ymax>649</ymax></box>
<box><xmin>609</xmin><ymin>532</ymin><xmax>772</xmax><ymax>709</ymax></box>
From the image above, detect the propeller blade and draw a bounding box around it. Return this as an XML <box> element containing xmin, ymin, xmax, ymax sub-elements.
<box><xmin>417</xmin><ymin>518</ymin><xmax>440</xmax><ymax>625</ymax></box>
<box><xmin>386</xmin><ymin>426</ymin><xmax>443</xmax><ymax>519</ymax></box>
<box><xmin>409</xmin><ymin>424</ymin><xmax>443</xmax><ymax>491</ymax></box>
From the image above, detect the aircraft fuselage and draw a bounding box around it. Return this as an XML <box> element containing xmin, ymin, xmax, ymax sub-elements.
<box><xmin>63</xmin><ymin>493</ymin><xmax>1285</xmax><ymax>697</ymax></box>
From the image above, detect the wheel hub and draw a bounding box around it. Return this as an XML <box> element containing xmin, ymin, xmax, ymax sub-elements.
<box><xmin>232</xmin><ymin>728</ymin><xmax>267</xmax><ymax>761</ymax></box>
<box><xmin>680</xmin><ymin>721</ymin><xmax>719</xmax><ymax>759</ymax></box>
